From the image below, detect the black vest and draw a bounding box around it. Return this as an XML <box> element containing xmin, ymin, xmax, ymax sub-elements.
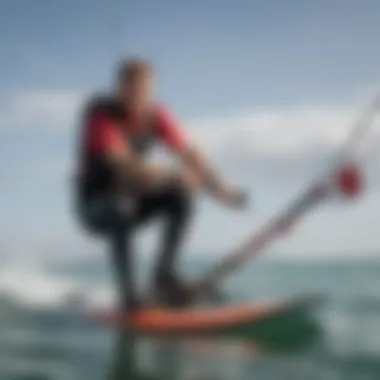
<box><xmin>77</xmin><ymin>96</ymin><xmax>156</xmax><ymax>200</ymax></box>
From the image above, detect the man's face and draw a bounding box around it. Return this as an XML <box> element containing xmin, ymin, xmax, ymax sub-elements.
<box><xmin>119</xmin><ymin>72</ymin><xmax>154</xmax><ymax>113</ymax></box>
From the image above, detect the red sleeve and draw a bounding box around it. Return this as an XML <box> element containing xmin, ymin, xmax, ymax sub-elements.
<box><xmin>154</xmin><ymin>106</ymin><xmax>189</xmax><ymax>152</ymax></box>
<box><xmin>85</xmin><ymin>110</ymin><xmax>125</xmax><ymax>155</ymax></box>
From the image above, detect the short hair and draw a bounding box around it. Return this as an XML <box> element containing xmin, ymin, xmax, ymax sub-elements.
<box><xmin>117</xmin><ymin>58</ymin><xmax>152</xmax><ymax>82</ymax></box>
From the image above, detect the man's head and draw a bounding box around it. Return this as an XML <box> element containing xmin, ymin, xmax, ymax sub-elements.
<box><xmin>116</xmin><ymin>58</ymin><xmax>155</xmax><ymax>114</ymax></box>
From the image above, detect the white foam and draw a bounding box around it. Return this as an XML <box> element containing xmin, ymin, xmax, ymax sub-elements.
<box><xmin>0</xmin><ymin>261</ymin><xmax>115</xmax><ymax>309</ymax></box>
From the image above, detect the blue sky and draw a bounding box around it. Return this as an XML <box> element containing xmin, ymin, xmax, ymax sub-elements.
<box><xmin>1</xmin><ymin>0</ymin><xmax>380</xmax><ymax>262</ymax></box>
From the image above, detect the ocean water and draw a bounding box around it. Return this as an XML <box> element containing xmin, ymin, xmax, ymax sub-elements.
<box><xmin>0</xmin><ymin>257</ymin><xmax>380</xmax><ymax>380</ymax></box>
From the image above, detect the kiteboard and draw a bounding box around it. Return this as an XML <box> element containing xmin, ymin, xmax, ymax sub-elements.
<box><xmin>93</xmin><ymin>295</ymin><xmax>322</xmax><ymax>346</ymax></box>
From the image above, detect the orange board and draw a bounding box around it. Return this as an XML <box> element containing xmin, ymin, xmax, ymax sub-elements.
<box><xmin>93</xmin><ymin>300</ymin><xmax>285</xmax><ymax>333</ymax></box>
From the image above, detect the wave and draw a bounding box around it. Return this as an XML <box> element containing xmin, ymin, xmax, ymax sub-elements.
<box><xmin>0</xmin><ymin>261</ymin><xmax>115</xmax><ymax>310</ymax></box>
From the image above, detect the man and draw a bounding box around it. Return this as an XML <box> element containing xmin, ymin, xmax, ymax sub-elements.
<box><xmin>75</xmin><ymin>58</ymin><xmax>247</xmax><ymax>310</ymax></box>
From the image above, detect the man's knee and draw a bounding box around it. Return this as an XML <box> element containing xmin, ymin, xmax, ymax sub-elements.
<box><xmin>166</xmin><ymin>187</ymin><xmax>193</xmax><ymax>217</ymax></box>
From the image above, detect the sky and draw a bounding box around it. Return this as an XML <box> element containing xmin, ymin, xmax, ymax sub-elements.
<box><xmin>1</xmin><ymin>0</ymin><xmax>380</xmax><ymax>264</ymax></box>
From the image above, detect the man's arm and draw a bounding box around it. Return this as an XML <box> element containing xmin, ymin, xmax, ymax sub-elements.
<box><xmin>179</xmin><ymin>145</ymin><xmax>248</xmax><ymax>208</ymax></box>
<box><xmin>155</xmin><ymin>106</ymin><xmax>246</xmax><ymax>206</ymax></box>
<box><xmin>178</xmin><ymin>145</ymin><xmax>229</xmax><ymax>197</ymax></box>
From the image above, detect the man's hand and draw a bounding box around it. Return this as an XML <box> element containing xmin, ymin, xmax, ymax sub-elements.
<box><xmin>213</xmin><ymin>184</ymin><xmax>249</xmax><ymax>209</ymax></box>
<box><xmin>177</xmin><ymin>146</ymin><xmax>249</xmax><ymax>208</ymax></box>
<box><xmin>177</xmin><ymin>169</ymin><xmax>249</xmax><ymax>209</ymax></box>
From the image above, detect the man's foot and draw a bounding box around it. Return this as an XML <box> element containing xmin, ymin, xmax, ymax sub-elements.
<box><xmin>154</xmin><ymin>272</ymin><xmax>193</xmax><ymax>308</ymax></box>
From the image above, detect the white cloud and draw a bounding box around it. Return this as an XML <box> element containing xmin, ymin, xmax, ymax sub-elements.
<box><xmin>191</xmin><ymin>103</ymin><xmax>378</xmax><ymax>157</ymax></box>
<box><xmin>0</xmin><ymin>90</ymin><xmax>84</xmax><ymax>132</ymax></box>
<box><xmin>185</xmin><ymin>101</ymin><xmax>380</xmax><ymax>192</ymax></box>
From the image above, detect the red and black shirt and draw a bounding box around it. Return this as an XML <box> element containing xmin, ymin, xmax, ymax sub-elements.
<box><xmin>77</xmin><ymin>95</ymin><xmax>189</xmax><ymax>199</ymax></box>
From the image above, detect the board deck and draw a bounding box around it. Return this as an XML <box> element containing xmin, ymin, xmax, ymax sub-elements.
<box><xmin>92</xmin><ymin>295</ymin><xmax>322</xmax><ymax>345</ymax></box>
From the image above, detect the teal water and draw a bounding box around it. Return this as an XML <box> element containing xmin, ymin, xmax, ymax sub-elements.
<box><xmin>0</xmin><ymin>258</ymin><xmax>380</xmax><ymax>379</ymax></box>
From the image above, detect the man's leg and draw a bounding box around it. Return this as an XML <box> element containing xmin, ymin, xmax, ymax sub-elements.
<box><xmin>105</xmin><ymin>199</ymin><xmax>141</xmax><ymax>310</ymax></box>
<box><xmin>109</xmin><ymin>220</ymin><xmax>137</xmax><ymax>309</ymax></box>
<box><xmin>155</xmin><ymin>188</ymin><xmax>192</xmax><ymax>278</ymax></box>
<box><xmin>134</xmin><ymin>186</ymin><xmax>193</xmax><ymax>305</ymax></box>
<box><xmin>78</xmin><ymin>196</ymin><xmax>139</xmax><ymax>310</ymax></box>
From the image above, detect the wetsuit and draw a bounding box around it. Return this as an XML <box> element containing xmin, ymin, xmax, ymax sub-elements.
<box><xmin>75</xmin><ymin>95</ymin><xmax>192</xmax><ymax>308</ymax></box>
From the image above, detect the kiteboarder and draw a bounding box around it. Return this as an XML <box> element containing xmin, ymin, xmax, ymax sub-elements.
<box><xmin>75</xmin><ymin>58</ymin><xmax>248</xmax><ymax>310</ymax></box>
